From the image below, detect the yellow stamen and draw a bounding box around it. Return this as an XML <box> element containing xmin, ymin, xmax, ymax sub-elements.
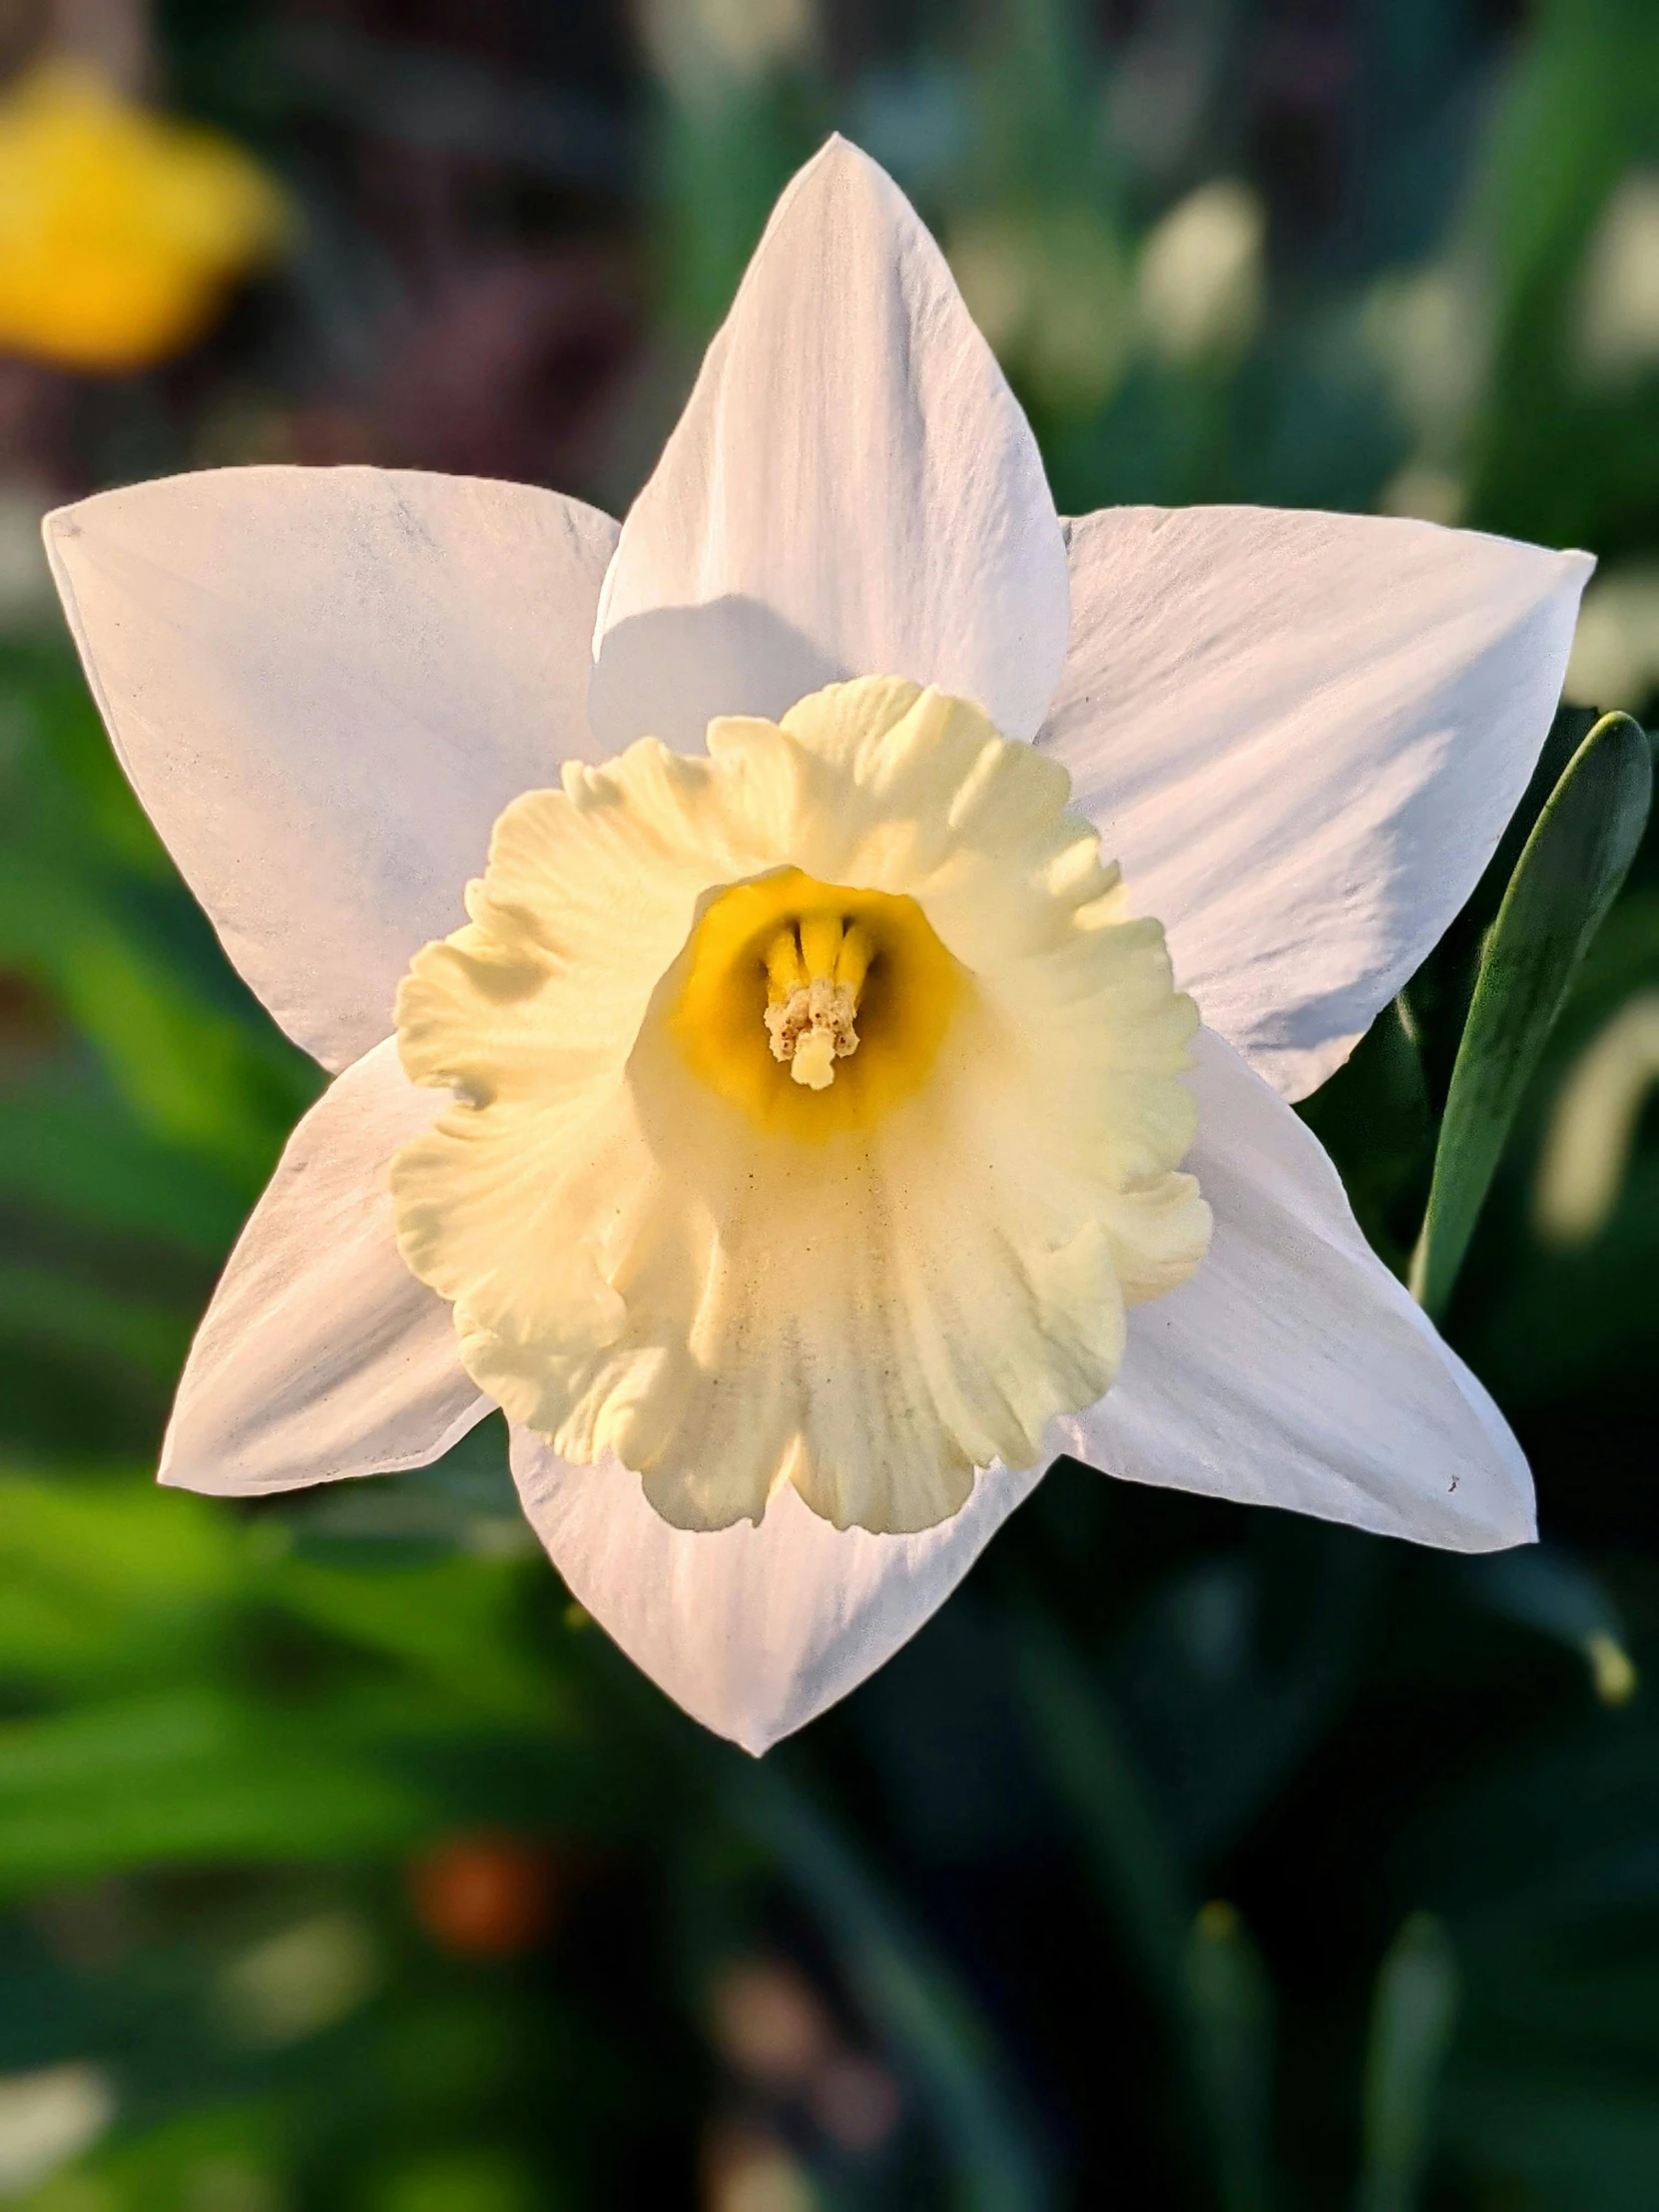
<box><xmin>765</xmin><ymin>927</ymin><xmax>806</xmax><ymax>1001</ymax></box>
<box><xmin>834</xmin><ymin>922</ymin><xmax>875</xmax><ymax>998</ymax></box>
<box><xmin>799</xmin><ymin>910</ymin><xmax>844</xmax><ymax>982</ymax></box>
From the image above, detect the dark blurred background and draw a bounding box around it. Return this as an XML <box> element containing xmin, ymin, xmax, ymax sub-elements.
<box><xmin>2</xmin><ymin>2</ymin><xmax>1658</xmax><ymax>2207</ymax></box>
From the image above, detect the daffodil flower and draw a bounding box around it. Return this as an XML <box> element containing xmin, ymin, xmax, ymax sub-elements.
<box><xmin>0</xmin><ymin>63</ymin><xmax>288</xmax><ymax>373</ymax></box>
<box><xmin>45</xmin><ymin>141</ymin><xmax>1591</xmax><ymax>1752</ymax></box>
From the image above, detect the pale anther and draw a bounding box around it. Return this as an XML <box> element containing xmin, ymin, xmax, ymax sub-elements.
<box><xmin>764</xmin><ymin>915</ymin><xmax>870</xmax><ymax>1088</ymax></box>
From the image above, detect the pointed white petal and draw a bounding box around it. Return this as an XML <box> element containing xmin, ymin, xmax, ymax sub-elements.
<box><xmin>1042</xmin><ymin>506</ymin><xmax>1592</xmax><ymax>1099</ymax></box>
<box><xmin>591</xmin><ymin>137</ymin><xmax>1069</xmax><ymax>754</ymax></box>
<box><xmin>1065</xmin><ymin>1027</ymin><xmax>1533</xmax><ymax>1550</ymax></box>
<box><xmin>45</xmin><ymin>466</ymin><xmax>619</xmax><ymax>1072</ymax></box>
<box><xmin>508</xmin><ymin>1428</ymin><xmax>1044</xmax><ymax>1752</ymax></box>
<box><xmin>163</xmin><ymin>1038</ymin><xmax>488</xmax><ymax>1495</ymax></box>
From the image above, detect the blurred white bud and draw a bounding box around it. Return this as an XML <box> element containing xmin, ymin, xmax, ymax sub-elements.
<box><xmin>707</xmin><ymin>1957</ymin><xmax>834</xmax><ymax>2090</ymax></box>
<box><xmin>1378</xmin><ymin>464</ymin><xmax>1466</xmax><ymax>526</ymax></box>
<box><xmin>949</xmin><ymin>207</ymin><xmax>1131</xmax><ymax>416</ymax></box>
<box><xmin>0</xmin><ymin>2063</ymin><xmax>115</xmax><ymax>2195</ymax></box>
<box><xmin>1565</xmin><ymin>564</ymin><xmax>1659</xmax><ymax>709</ymax></box>
<box><xmin>1362</xmin><ymin>260</ymin><xmax>1490</xmax><ymax>441</ymax></box>
<box><xmin>641</xmin><ymin>0</ymin><xmax>817</xmax><ymax>105</ymax></box>
<box><xmin>218</xmin><ymin>1911</ymin><xmax>379</xmax><ymax>2048</ymax></box>
<box><xmin>806</xmin><ymin>2052</ymin><xmax>902</xmax><ymax>2153</ymax></box>
<box><xmin>1137</xmin><ymin>179</ymin><xmax>1266</xmax><ymax>366</ymax></box>
<box><xmin>703</xmin><ymin>2124</ymin><xmax>818</xmax><ymax>2212</ymax></box>
<box><xmin>1534</xmin><ymin>993</ymin><xmax>1659</xmax><ymax>1246</ymax></box>
<box><xmin>1586</xmin><ymin>1628</ymin><xmax>1638</xmax><ymax>1708</ymax></box>
<box><xmin>1574</xmin><ymin>171</ymin><xmax>1659</xmax><ymax>388</ymax></box>
<box><xmin>464</xmin><ymin>1513</ymin><xmax>539</xmax><ymax>1558</ymax></box>
<box><xmin>948</xmin><ymin>217</ymin><xmax>1029</xmax><ymax>356</ymax></box>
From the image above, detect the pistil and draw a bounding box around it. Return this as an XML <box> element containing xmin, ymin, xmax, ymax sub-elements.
<box><xmin>764</xmin><ymin>914</ymin><xmax>873</xmax><ymax>1088</ymax></box>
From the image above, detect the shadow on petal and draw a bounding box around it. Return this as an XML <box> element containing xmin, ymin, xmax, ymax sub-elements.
<box><xmin>589</xmin><ymin>596</ymin><xmax>840</xmax><ymax>755</ymax></box>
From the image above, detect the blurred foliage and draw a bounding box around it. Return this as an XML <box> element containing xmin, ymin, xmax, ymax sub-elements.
<box><xmin>3</xmin><ymin>1</ymin><xmax>1659</xmax><ymax>2208</ymax></box>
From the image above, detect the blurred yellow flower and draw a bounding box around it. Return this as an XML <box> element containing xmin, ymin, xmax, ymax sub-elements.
<box><xmin>0</xmin><ymin>62</ymin><xmax>289</xmax><ymax>371</ymax></box>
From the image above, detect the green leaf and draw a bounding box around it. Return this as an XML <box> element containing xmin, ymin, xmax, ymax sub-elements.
<box><xmin>1012</xmin><ymin>1619</ymin><xmax>1276</xmax><ymax>2212</ymax></box>
<box><xmin>0</xmin><ymin>1263</ymin><xmax>195</xmax><ymax>1384</ymax></box>
<box><xmin>734</xmin><ymin>1763</ymin><xmax>1054</xmax><ymax>2212</ymax></box>
<box><xmin>1185</xmin><ymin>1903</ymin><xmax>1275</xmax><ymax>2212</ymax></box>
<box><xmin>0</xmin><ymin>1691</ymin><xmax>425</xmax><ymax>1891</ymax></box>
<box><xmin>1410</xmin><ymin>711</ymin><xmax>1652</xmax><ymax>1317</ymax></box>
<box><xmin>1457</xmin><ymin>1546</ymin><xmax>1637</xmax><ymax>1705</ymax></box>
<box><xmin>0</xmin><ymin>1470</ymin><xmax>237</xmax><ymax>1688</ymax></box>
<box><xmin>1012</xmin><ymin>1617</ymin><xmax>1191</xmax><ymax>2001</ymax></box>
<box><xmin>1405</xmin><ymin>704</ymin><xmax>1601</xmax><ymax>1108</ymax></box>
<box><xmin>0</xmin><ymin>1084</ymin><xmax>249</xmax><ymax>1258</ymax></box>
<box><xmin>264</xmin><ymin>1549</ymin><xmax>562</xmax><ymax>1725</ymax></box>
<box><xmin>1443</xmin><ymin>2083</ymin><xmax>1659</xmax><ymax>2212</ymax></box>
<box><xmin>1356</xmin><ymin>1914</ymin><xmax>1460</xmax><ymax>2212</ymax></box>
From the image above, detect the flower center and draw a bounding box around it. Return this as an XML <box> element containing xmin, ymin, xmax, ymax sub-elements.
<box><xmin>666</xmin><ymin>866</ymin><xmax>960</xmax><ymax>1139</ymax></box>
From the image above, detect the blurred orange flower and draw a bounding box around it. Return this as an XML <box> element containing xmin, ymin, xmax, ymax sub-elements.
<box><xmin>407</xmin><ymin>1832</ymin><xmax>562</xmax><ymax>1959</ymax></box>
<box><xmin>0</xmin><ymin>62</ymin><xmax>290</xmax><ymax>371</ymax></box>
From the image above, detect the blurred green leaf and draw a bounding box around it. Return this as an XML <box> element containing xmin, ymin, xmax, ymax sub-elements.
<box><xmin>0</xmin><ymin>637</ymin><xmax>316</xmax><ymax>1188</ymax></box>
<box><xmin>1113</xmin><ymin>1537</ymin><xmax>1374</xmax><ymax>1868</ymax></box>
<box><xmin>1444</xmin><ymin>2082</ymin><xmax>1659</xmax><ymax>2212</ymax></box>
<box><xmin>1013</xmin><ymin>1620</ymin><xmax>1276</xmax><ymax>2212</ymax></box>
<box><xmin>18</xmin><ymin>2099</ymin><xmax>288</xmax><ymax>2212</ymax></box>
<box><xmin>1464</xmin><ymin>0</ymin><xmax>1659</xmax><ymax>548</ymax></box>
<box><xmin>1184</xmin><ymin>1903</ymin><xmax>1274</xmax><ymax>2212</ymax></box>
<box><xmin>0</xmin><ymin>1073</ymin><xmax>250</xmax><ymax>1255</ymax></box>
<box><xmin>1356</xmin><ymin>1914</ymin><xmax>1459</xmax><ymax>2212</ymax></box>
<box><xmin>1014</xmin><ymin>1618</ymin><xmax>1190</xmax><ymax>1994</ymax></box>
<box><xmin>0</xmin><ymin>1266</ymin><xmax>194</xmax><ymax>1386</ymax></box>
<box><xmin>1399</xmin><ymin>1714</ymin><xmax>1659</xmax><ymax>1957</ymax></box>
<box><xmin>265</xmin><ymin>1550</ymin><xmax>561</xmax><ymax>1725</ymax></box>
<box><xmin>369</xmin><ymin>2145</ymin><xmax>542</xmax><ymax>2212</ymax></box>
<box><xmin>0</xmin><ymin>1469</ymin><xmax>236</xmax><ymax>1687</ymax></box>
<box><xmin>0</xmin><ymin>1691</ymin><xmax>425</xmax><ymax>1892</ymax></box>
<box><xmin>736</xmin><ymin>1762</ymin><xmax>1054</xmax><ymax>2212</ymax></box>
<box><xmin>1457</xmin><ymin>1547</ymin><xmax>1637</xmax><ymax>1705</ymax></box>
<box><xmin>1411</xmin><ymin>711</ymin><xmax>1652</xmax><ymax>1315</ymax></box>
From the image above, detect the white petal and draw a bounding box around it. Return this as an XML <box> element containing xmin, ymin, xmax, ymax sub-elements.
<box><xmin>509</xmin><ymin>1427</ymin><xmax>1045</xmax><ymax>1752</ymax></box>
<box><xmin>45</xmin><ymin>466</ymin><xmax>619</xmax><ymax>1072</ymax></box>
<box><xmin>1042</xmin><ymin>506</ymin><xmax>1592</xmax><ymax>1099</ymax></box>
<box><xmin>1065</xmin><ymin>1027</ymin><xmax>1534</xmax><ymax>1551</ymax></box>
<box><xmin>162</xmin><ymin>1038</ymin><xmax>489</xmax><ymax>1495</ymax></box>
<box><xmin>591</xmin><ymin>137</ymin><xmax>1069</xmax><ymax>753</ymax></box>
